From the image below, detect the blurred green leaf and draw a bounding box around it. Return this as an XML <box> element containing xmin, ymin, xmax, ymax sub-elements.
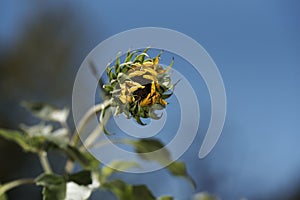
<box><xmin>104</xmin><ymin>180</ymin><xmax>155</xmax><ymax>200</ymax></box>
<box><xmin>65</xmin><ymin>182</ymin><xmax>91</xmax><ymax>200</ymax></box>
<box><xmin>21</xmin><ymin>101</ymin><xmax>69</xmax><ymax>123</ymax></box>
<box><xmin>65</xmin><ymin>171</ymin><xmax>100</xmax><ymax>200</ymax></box>
<box><xmin>192</xmin><ymin>192</ymin><xmax>219</xmax><ymax>200</ymax></box>
<box><xmin>63</xmin><ymin>146</ymin><xmax>100</xmax><ymax>171</ymax></box>
<box><xmin>157</xmin><ymin>196</ymin><xmax>173</xmax><ymax>200</ymax></box>
<box><xmin>167</xmin><ymin>161</ymin><xmax>196</xmax><ymax>188</ymax></box>
<box><xmin>101</xmin><ymin>160</ymin><xmax>140</xmax><ymax>182</ymax></box>
<box><xmin>21</xmin><ymin>123</ymin><xmax>69</xmax><ymax>148</ymax></box>
<box><xmin>0</xmin><ymin>191</ymin><xmax>7</xmax><ymax>200</ymax></box>
<box><xmin>130</xmin><ymin>138</ymin><xmax>171</xmax><ymax>165</ymax></box>
<box><xmin>66</xmin><ymin>170</ymin><xmax>92</xmax><ymax>186</ymax></box>
<box><xmin>36</xmin><ymin>174</ymin><xmax>66</xmax><ymax>200</ymax></box>
<box><xmin>0</xmin><ymin>128</ymin><xmax>37</xmax><ymax>152</ymax></box>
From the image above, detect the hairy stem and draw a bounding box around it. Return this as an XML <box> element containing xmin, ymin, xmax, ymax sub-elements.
<box><xmin>38</xmin><ymin>151</ymin><xmax>52</xmax><ymax>174</ymax></box>
<box><xmin>0</xmin><ymin>178</ymin><xmax>35</xmax><ymax>195</ymax></box>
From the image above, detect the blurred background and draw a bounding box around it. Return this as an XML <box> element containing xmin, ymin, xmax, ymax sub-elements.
<box><xmin>0</xmin><ymin>0</ymin><xmax>300</xmax><ymax>199</ymax></box>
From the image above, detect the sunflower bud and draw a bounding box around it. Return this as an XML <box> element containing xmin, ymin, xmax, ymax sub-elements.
<box><xmin>103</xmin><ymin>48</ymin><xmax>174</xmax><ymax>125</ymax></box>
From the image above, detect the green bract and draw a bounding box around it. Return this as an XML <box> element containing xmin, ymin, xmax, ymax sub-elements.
<box><xmin>103</xmin><ymin>48</ymin><xmax>174</xmax><ymax>125</ymax></box>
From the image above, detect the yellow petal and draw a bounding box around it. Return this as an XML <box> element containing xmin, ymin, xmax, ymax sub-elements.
<box><xmin>140</xmin><ymin>93</ymin><xmax>151</xmax><ymax>106</ymax></box>
<box><xmin>128</xmin><ymin>85</ymin><xmax>145</xmax><ymax>93</ymax></box>
<box><xmin>143</xmin><ymin>68</ymin><xmax>157</xmax><ymax>76</ymax></box>
<box><xmin>143</xmin><ymin>61</ymin><xmax>153</xmax><ymax>67</ymax></box>
<box><xmin>160</xmin><ymin>99</ymin><xmax>167</xmax><ymax>106</ymax></box>
<box><xmin>119</xmin><ymin>94</ymin><xmax>127</xmax><ymax>104</ymax></box>
<box><xmin>119</xmin><ymin>94</ymin><xmax>133</xmax><ymax>104</ymax></box>
<box><xmin>154</xmin><ymin>57</ymin><xmax>159</xmax><ymax>65</ymax></box>
<box><xmin>128</xmin><ymin>70</ymin><xmax>146</xmax><ymax>77</ymax></box>
<box><xmin>134</xmin><ymin>63</ymin><xmax>142</xmax><ymax>67</ymax></box>
<box><xmin>143</xmin><ymin>74</ymin><xmax>157</xmax><ymax>82</ymax></box>
<box><xmin>150</xmin><ymin>81</ymin><xmax>156</xmax><ymax>96</ymax></box>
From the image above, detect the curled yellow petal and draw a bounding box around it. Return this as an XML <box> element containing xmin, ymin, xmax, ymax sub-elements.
<box><xmin>160</xmin><ymin>99</ymin><xmax>167</xmax><ymax>106</ymax></box>
<box><xmin>143</xmin><ymin>68</ymin><xmax>157</xmax><ymax>76</ymax></box>
<box><xmin>142</xmin><ymin>61</ymin><xmax>153</xmax><ymax>67</ymax></box>
<box><xmin>128</xmin><ymin>85</ymin><xmax>145</xmax><ymax>93</ymax></box>
<box><xmin>128</xmin><ymin>70</ymin><xmax>146</xmax><ymax>77</ymax></box>
<box><xmin>143</xmin><ymin>75</ymin><xmax>157</xmax><ymax>82</ymax></box>
<box><xmin>150</xmin><ymin>81</ymin><xmax>156</xmax><ymax>96</ymax></box>
<box><xmin>140</xmin><ymin>93</ymin><xmax>151</xmax><ymax>106</ymax></box>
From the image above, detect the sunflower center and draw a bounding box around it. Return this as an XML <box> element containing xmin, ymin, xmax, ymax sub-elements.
<box><xmin>131</xmin><ymin>75</ymin><xmax>152</xmax><ymax>101</ymax></box>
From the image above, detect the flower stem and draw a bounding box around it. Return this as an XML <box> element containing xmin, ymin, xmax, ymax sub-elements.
<box><xmin>70</xmin><ymin>99</ymin><xmax>113</xmax><ymax>146</ymax></box>
<box><xmin>65</xmin><ymin>99</ymin><xmax>113</xmax><ymax>173</ymax></box>
<box><xmin>38</xmin><ymin>151</ymin><xmax>52</xmax><ymax>174</ymax></box>
<box><xmin>0</xmin><ymin>178</ymin><xmax>35</xmax><ymax>195</ymax></box>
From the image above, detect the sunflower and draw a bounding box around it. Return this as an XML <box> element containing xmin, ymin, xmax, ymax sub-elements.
<box><xmin>103</xmin><ymin>48</ymin><xmax>174</xmax><ymax>125</ymax></box>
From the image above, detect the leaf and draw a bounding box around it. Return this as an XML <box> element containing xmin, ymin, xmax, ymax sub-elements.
<box><xmin>132</xmin><ymin>185</ymin><xmax>155</xmax><ymax>200</ymax></box>
<box><xmin>157</xmin><ymin>196</ymin><xmax>173</xmax><ymax>200</ymax></box>
<box><xmin>115</xmin><ymin>54</ymin><xmax>121</xmax><ymax>74</ymax></box>
<box><xmin>21</xmin><ymin>123</ymin><xmax>69</xmax><ymax>148</ymax></box>
<box><xmin>66</xmin><ymin>171</ymin><xmax>92</xmax><ymax>186</ymax></box>
<box><xmin>21</xmin><ymin>101</ymin><xmax>69</xmax><ymax>123</ymax></box>
<box><xmin>0</xmin><ymin>128</ymin><xmax>36</xmax><ymax>152</ymax></box>
<box><xmin>130</xmin><ymin>139</ymin><xmax>171</xmax><ymax>165</ymax></box>
<box><xmin>35</xmin><ymin>174</ymin><xmax>66</xmax><ymax>200</ymax></box>
<box><xmin>104</xmin><ymin>180</ymin><xmax>155</xmax><ymax>200</ymax></box>
<box><xmin>167</xmin><ymin>161</ymin><xmax>196</xmax><ymax>188</ymax></box>
<box><xmin>65</xmin><ymin>172</ymin><xmax>100</xmax><ymax>200</ymax></box>
<box><xmin>133</xmin><ymin>52</ymin><xmax>149</xmax><ymax>64</ymax></box>
<box><xmin>101</xmin><ymin>160</ymin><xmax>140</xmax><ymax>182</ymax></box>
<box><xmin>125</xmin><ymin>50</ymin><xmax>137</xmax><ymax>63</ymax></box>
<box><xmin>192</xmin><ymin>192</ymin><xmax>219</xmax><ymax>200</ymax></box>
<box><xmin>65</xmin><ymin>182</ymin><xmax>91</xmax><ymax>200</ymax></box>
<box><xmin>0</xmin><ymin>194</ymin><xmax>7</xmax><ymax>200</ymax></box>
<box><xmin>63</xmin><ymin>146</ymin><xmax>100</xmax><ymax>171</ymax></box>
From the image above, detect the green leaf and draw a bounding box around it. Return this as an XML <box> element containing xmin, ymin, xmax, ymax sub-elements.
<box><xmin>21</xmin><ymin>101</ymin><xmax>69</xmax><ymax>123</ymax></box>
<box><xmin>157</xmin><ymin>196</ymin><xmax>173</xmax><ymax>200</ymax></box>
<box><xmin>134</xmin><ymin>116</ymin><xmax>146</xmax><ymax>126</ymax></box>
<box><xmin>0</xmin><ymin>192</ymin><xmax>7</xmax><ymax>200</ymax></box>
<box><xmin>130</xmin><ymin>139</ymin><xmax>171</xmax><ymax>165</ymax></box>
<box><xmin>104</xmin><ymin>180</ymin><xmax>155</xmax><ymax>200</ymax></box>
<box><xmin>65</xmin><ymin>182</ymin><xmax>91</xmax><ymax>200</ymax></box>
<box><xmin>125</xmin><ymin>50</ymin><xmax>137</xmax><ymax>63</ymax></box>
<box><xmin>21</xmin><ymin>123</ymin><xmax>69</xmax><ymax>148</ymax></box>
<box><xmin>0</xmin><ymin>128</ymin><xmax>36</xmax><ymax>152</ymax></box>
<box><xmin>165</xmin><ymin>57</ymin><xmax>174</xmax><ymax>73</ymax></box>
<box><xmin>101</xmin><ymin>160</ymin><xmax>140</xmax><ymax>182</ymax></box>
<box><xmin>132</xmin><ymin>185</ymin><xmax>155</xmax><ymax>200</ymax></box>
<box><xmin>161</xmin><ymin>92</ymin><xmax>173</xmax><ymax>99</ymax></box>
<box><xmin>115</xmin><ymin>55</ymin><xmax>121</xmax><ymax>74</ymax></box>
<box><xmin>167</xmin><ymin>161</ymin><xmax>196</xmax><ymax>188</ymax></box>
<box><xmin>133</xmin><ymin>52</ymin><xmax>149</xmax><ymax>63</ymax></box>
<box><xmin>65</xmin><ymin>172</ymin><xmax>100</xmax><ymax>200</ymax></box>
<box><xmin>192</xmin><ymin>192</ymin><xmax>219</xmax><ymax>200</ymax></box>
<box><xmin>36</xmin><ymin>174</ymin><xmax>66</xmax><ymax>200</ymax></box>
<box><xmin>63</xmin><ymin>146</ymin><xmax>100</xmax><ymax>171</ymax></box>
<box><xmin>66</xmin><ymin>170</ymin><xmax>92</xmax><ymax>186</ymax></box>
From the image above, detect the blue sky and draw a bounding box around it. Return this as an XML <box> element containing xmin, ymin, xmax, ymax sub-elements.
<box><xmin>1</xmin><ymin>0</ymin><xmax>300</xmax><ymax>199</ymax></box>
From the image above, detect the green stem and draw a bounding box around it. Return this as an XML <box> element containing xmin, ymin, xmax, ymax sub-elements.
<box><xmin>70</xmin><ymin>99</ymin><xmax>113</xmax><ymax>146</ymax></box>
<box><xmin>38</xmin><ymin>152</ymin><xmax>52</xmax><ymax>174</ymax></box>
<box><xmin>65</xmin><ymin>99</ymin><xmax>113</xmax><ymax>173</ymax></box>
<box><xmin>0</xmin><ymin>178</ymin><xmax>35</xmax><ymax>195</ymax></box>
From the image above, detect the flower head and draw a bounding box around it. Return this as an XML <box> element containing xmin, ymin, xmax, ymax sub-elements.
<box><xmin>103</xmin><ymin>48</ymin><xmax>174</xmax><ymax>125</ymax></box>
